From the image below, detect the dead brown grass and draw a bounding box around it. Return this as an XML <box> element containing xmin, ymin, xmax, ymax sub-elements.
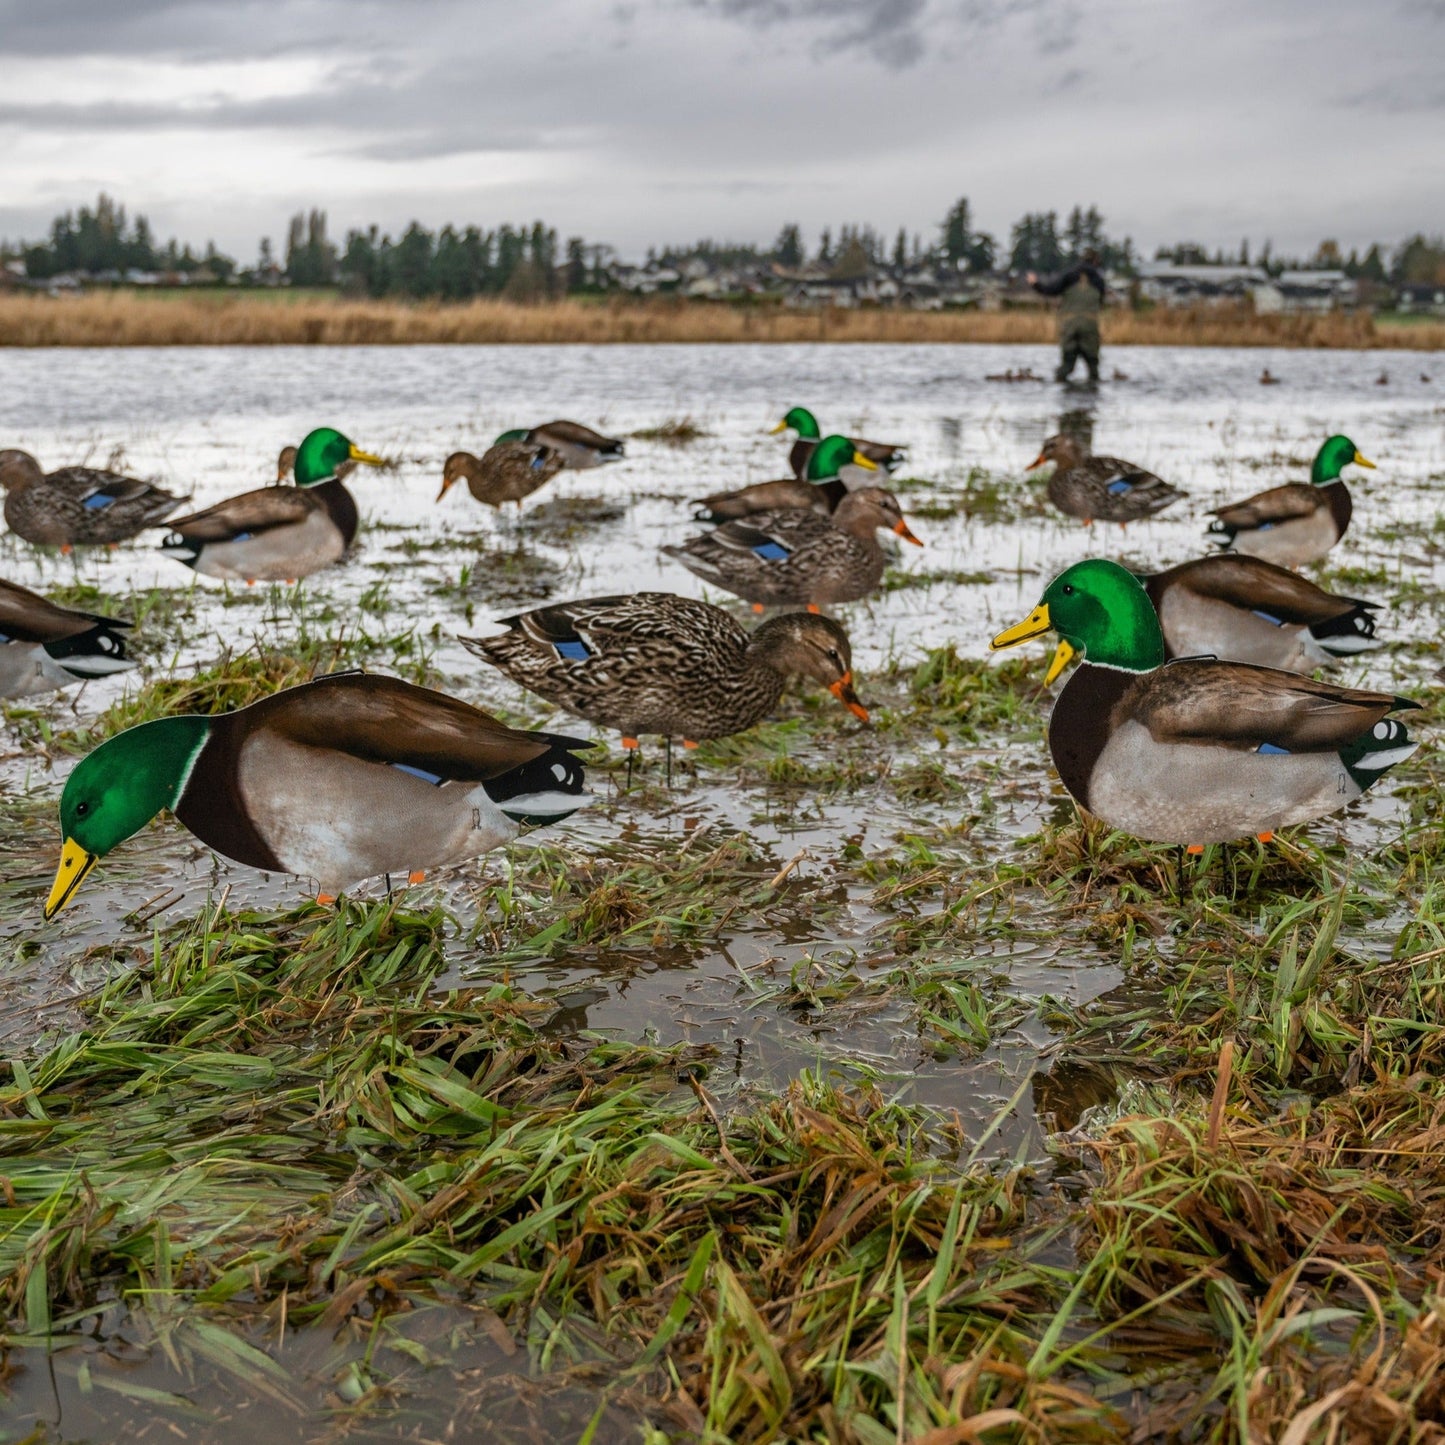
<box><xmin>1</xmin><ymin>291</ymin><xmax>1442</xmax><ymax>347</ymax></box>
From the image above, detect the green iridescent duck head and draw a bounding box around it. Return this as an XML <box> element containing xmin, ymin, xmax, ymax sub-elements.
<box><xmin>1312</xmin><ymin>434</ymin><xmax>1374</xmax><ymax>485</ymax></box>
<box><xmin>294</xmin><ymin>427</ymin><xmax>383</xmax><ymax>487</ymax></box>
<box><xmin>805</xmin><ymin>434</ymin><xmax>878</xmax><ymax>482</ymax></box>
<box><xmin>770</xmin><ymin>407</ymin><xmax>821</xmax><ymax>440</ymax></box>
<box><xmin>45</xmin><ymin>716</ymin><xmax>213</xmax><ymax>919</ymax></box>
<box><xmin>991</xmin><ymin>559</ymin><xmax>1164</xmax><ymax>685</ymax></box>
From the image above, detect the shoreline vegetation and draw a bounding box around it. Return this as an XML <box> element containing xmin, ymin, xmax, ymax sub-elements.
<box><xmin>1</xmin><ymin>291</ymin><xmax>1442</xmax><ymax>348</ymax></box>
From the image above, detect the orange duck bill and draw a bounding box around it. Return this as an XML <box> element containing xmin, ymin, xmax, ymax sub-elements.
<box><xmin>827</xmin><ymin>671</ymin><xmax>870</xmax><ymax>721</ymax></box>
<box><xmin>893</xmin><ymin>519</ymin><xmax>923</xmax><ymax>546</ymax></box>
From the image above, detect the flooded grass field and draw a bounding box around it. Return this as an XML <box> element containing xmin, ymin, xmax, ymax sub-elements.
<box><xmin>1</xmin><ymin>341</ymin><xmax>1444</xmax><ymax>1441</ymax></box>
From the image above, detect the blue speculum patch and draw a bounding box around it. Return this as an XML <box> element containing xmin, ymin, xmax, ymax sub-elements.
<box><xmin>83</xmin><ymin>494</ymin><xmax>116</xmax><ymax>510</ymax></box>
<box><xmin>554</xmin><ymin>638</ymin><xmax>590</xmax><ymax>661</ymax></box>
<box><xmin>1256</xmin><ymin>742</ymin><xmax>1290</xmax><ymax>756</ymax></box>
<box><xmin>753</xmin><ymin>541</ymin><xmax>790</xmax><ymax>561</ymax></box>
<box><xmin>1251</xmin><ymin>609</ymin><xmax>1284</xmax><ymax>626</ymax></box>
<box><xmin>393</xmin><ymin>762</ymin><xmax>445</xmax><ymax>785</ymax></box>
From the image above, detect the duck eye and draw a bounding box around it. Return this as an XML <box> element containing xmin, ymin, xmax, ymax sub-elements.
<box><xmin>75</xmin><ymin>801</ymin><xmax>90</xmax><ymax>816</ymax></box>
<box><xmin>1062</xmin><ymin>585</ymin><xmax>1075</xmax><ymax>595</ymax></box>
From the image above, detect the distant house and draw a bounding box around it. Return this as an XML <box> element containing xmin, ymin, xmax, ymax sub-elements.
<box><xmin>1137</xmin><ymin>263</ymin><xmax>1269</xmax><ymax>307</ymax></box>
<box><xmin>1270</xmin><ymin>270</ymin><xmax>1358</xmax><ymax>313</ymax></box>
<box><xmin>1396</xmin><ymin>282</ymin><xmax>1445</xmax><ymax>316</ymax></box>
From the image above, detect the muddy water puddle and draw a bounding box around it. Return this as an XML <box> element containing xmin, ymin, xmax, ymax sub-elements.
<box><xmin>1</xmin><ymin>342</ymin><xmax>1442</xmax><ymax>1135</ymax></box>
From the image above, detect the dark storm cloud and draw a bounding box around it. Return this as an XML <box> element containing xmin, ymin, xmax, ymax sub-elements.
<box><xmin>693</xmin><ymin>0</ymin><xmax>929</xmax><ymax>67</ymax></box>
<box><xmin>0</xmin><ymin>0</ymin><xmax>432</xmax><ymax>58</ymax></box>
<box><xmin>0</xmin><ymin>0</ymin><xmax>1439</xmax><ymax>258</ymax></box>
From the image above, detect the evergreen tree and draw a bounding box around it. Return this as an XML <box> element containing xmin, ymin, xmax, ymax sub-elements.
<box><xmin>772</xmin><ymin>223</ymin><xmax>803</xmax><ymax>267</ymax></box>
<box><xmin>564</xmin><ymin>236</ymin><xmax>587</xmax><ymax>292</ymax></box>
<box><xmin>941</xmin><ymin>196</ymin><xmax>972</xmax><ymax>268</ymax></box>
<box><xmin>831</xmin><ymin>235</ymin><xmax>870</xmax><ymax>281</ymax></box>
<box><xmin>1392</xmin><ymin>235</ymin><xmax>1445</xmax><ymax>285</ymax></box>
<box><xmin>1008</xmin><ymin>212</ymin><xmax>1063</xmax><ymax>272</ymax></box>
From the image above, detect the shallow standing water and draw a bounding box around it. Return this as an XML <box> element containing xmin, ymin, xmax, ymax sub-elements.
<box><xmin>0</xmin><ymin>341</ymin><xmax>1442</xmax><ymax>1134</ymax></box>
<box><xmin>2</xmin><ymin>341</ymin><xmax>1445</xmax><ymax>1439</ymax></box>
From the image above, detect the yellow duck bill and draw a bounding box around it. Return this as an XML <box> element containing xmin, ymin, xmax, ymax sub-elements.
<box><xmin>349</xmin><ymin>445</ymin><xmax>385</xmax><ymax>467</ymax></box>
<box><xmin>45</xmin><ymin>836</ymin><xmax>98</xmax><ymax>920</ymax></box>
<box><xmin>990</xmin><ymin>603</ymin><xmax>1076</xmax><ymax>685</ymax></box>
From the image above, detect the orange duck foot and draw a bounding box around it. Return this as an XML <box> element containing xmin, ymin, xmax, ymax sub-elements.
<box><xmin>1185</xmin><ymin>844</ymin><xmax>1204</xmax><ymax>856</ymax></box>
<box><xmin>408</xmin><ymin>870</ymin><xmax>426</xmax><ymax>885</ymax></box>
<box><xmin>806</xmin><ymin>603</ymin><xmax>821</xmax><ymax>615</ymax></box>
<box><xmin>1256</xmin><ymin>832</ymin><xmax>1274</xmax><ymax>844</ymax></box>
<box><xmin>621</xmin><ymin>736</ymin><xmax>640</xmax><ymax>749</ymax></box>
<box><xmin>751</xmin><ymin>603</ymin><xmax>765</xmax><ymax>614</ymax></box>
<box><xmin>316</xmin><ymin>892</ymin><xmax>337</xmax><ymax>906</ymax></box>
<box><xmin>682</xmin><ymin>739</ymin><xmax>699</xmax><ymax>750</ymax></box>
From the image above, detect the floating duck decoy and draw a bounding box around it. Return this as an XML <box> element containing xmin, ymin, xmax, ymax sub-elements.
<box><xmin>989</xmin><ymin>559</ymin><xmax>1417</xmax><ymax>848</ymax></box>
<box><xmin>663</xmin><ymin>488</ymin><xmax>921</xmax><ymax>610</ymax></box>
<box><xmin>437</xmin><ymin>439</ymin><xmax>564</xmax><ymax>512</ymax></box>
<box><xmin>497</xmin><ymin>421</ymin><xmax>623</xmax><ymax>470</ymax></box>
<box><xmin>985</xmin><ymin>367</ymin><xmax>1046</xmax><ymax>383</ymax></box>
<box><xmin>1376</xmin><ymin>371</ymin><xmax>1390</xmax><ymax>386</ymax></box>
<box><xmin>463</xmin><ymin>594</ymin><xmax>868</xmax><ymax>772</ymax></box>
<box><xmin>770</xmin><ymin>407</ymin><xmax>905</xmax><ymax>477</ymax></box>
<box><xmin>0</xmin><ymin>579</ymin><xmax>136</xmax><ymax>698</ymax></box>
<box><xmin>160</xmin><ymin>427</ymin><xmax>382</xmax><ymax>583</ymax></box>
<box><xmin>1137</xmin><ymin>555</ymin><xmax>1379</xmax><ymax>671</ymax></box>
<box><xmin>1259</xmin><ymin>368</ymin><xmax>1280</xmax><ymax>385</ymax></box>
<box><xmin>276</xmin><ymin>444</ymin><xmax>355</xmax><ymax>485</ymax></box>
<box><xmin>0</xmin><ymin>450</ymin><xmax>187</xmax><ymax>550</ymax></box>
<box><xmin>44</xmin><ymin>672</ymin><xmax>592</xmax><ymax>917</ymax></box>
<box><xmin>1111</xmin><ymin>368</ymin><xmax>1130</xmax><ymax>382</ymax></box>
<box><xmin>1207</xmin><ymin>434</ymin><xmax>1373</xmax><ymax>568</ymax></box>
<box><xmin>692</xmin><ymin>435</ymin><xmax>878</xmax><ymax>522</ymax></box>
<box><xmin>1026</xmin><ymin>435</ymin><xmax>1185</xmax><ymax>526</ymax></box>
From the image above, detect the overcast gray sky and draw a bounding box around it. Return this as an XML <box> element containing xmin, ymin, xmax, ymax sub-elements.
<box><xmin>1</xmin><ymin>0</ymin><xmax>1440</xmax><ymax>263</ymax></box>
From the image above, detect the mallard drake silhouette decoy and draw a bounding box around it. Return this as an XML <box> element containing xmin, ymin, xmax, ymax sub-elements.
<box><xmin>161</xmin><ymin>427</ymin><xmax>383</xmax><ymax>582</ymax></box>
<box><xmin>0</xmin><ymin>578</ymin><xmax>136</xmax><ymax>698</ymax></box>
<box><xmin>1207</xmin><ymin>434</ymin><xmax>1373</xmax><ymax>568</ymax></box>
<box><xmin>770</xmin><ymin>406</ymin><xmax>905</xmax><ymax>477</ymax></box>
<box><xmin>692</xmin><ymin>435</ymin><xmax>878</xmax><ymax>522</ymax></box>
<box><xmin>990</xmin><ymin>559</ymin><xmax>1417</xmax><ymax>848</ymax></box>
<box><xmin>1137</xmin><ymin>555</ymin><xmax>1379</xmax><ymax>671</ymax></box>
<box><xmin>44</xmin><ymin>672</ymin><xmax>593</xmax><ymax>915</ymax></box>
<box><xmin>497</xmin><ymin>421</ymin><xmax>623</xmax><ymax>470</ymax></box>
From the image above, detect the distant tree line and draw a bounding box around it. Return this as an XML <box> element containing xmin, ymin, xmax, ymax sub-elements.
<box><xmin>1151</xmin><ymin>233</ymin><xmax>1445</xmax><ymax>284</ymax></box>
<box><xmin>8</xmin><ymin>192</ymin><xmax>1444</xmax><ymax>296</ymax></box>
<box><xmin>14</xmin><ymin>194</ymin><xmax>234</xmax><ymax>281</ymax></box>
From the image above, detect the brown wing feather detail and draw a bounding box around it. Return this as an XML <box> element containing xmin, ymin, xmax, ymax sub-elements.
<box><xmin>694</xmin><ymin>478</ymin><xmax>825</xmax><ymax>518</ymax></box>
<box><xmin>534</xmin><ymin>420</ymin><xmax>619</xmax><ymax>449</ymax></box>
<box><xmin>167</xmin><ymin>485</ymin><xmax>321</xmax><ymax>542</ymax></box>
<box><xmin>1129</xmin><ymin>660</ymin><xmax>1402</xmax><ymax>753</ymax></box>
<box><xmin>1149</xmin><ymin>556</ymin><xmax>1367</xmax><ymax>626</ymax></box>
<box><xmin>1211</xmin><ymin>482</ymin><xmax>1321</xmax><ymax>529</ymax></box>
<box><xmin>0</xmin><ymin>579</ymin><xmax>122</xmax><ymax>644</ymax></box>
<box><xmin>239</xmin><ymin>674</ymin><xmax>564</xmax><ymax>780</ymax></box>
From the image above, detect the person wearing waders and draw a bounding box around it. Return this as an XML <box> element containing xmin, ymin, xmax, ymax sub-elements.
<box><xmin>1026</xmin><ymin>248</ymin><xmax>1105</xmax><ymax>382</ymax></box>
